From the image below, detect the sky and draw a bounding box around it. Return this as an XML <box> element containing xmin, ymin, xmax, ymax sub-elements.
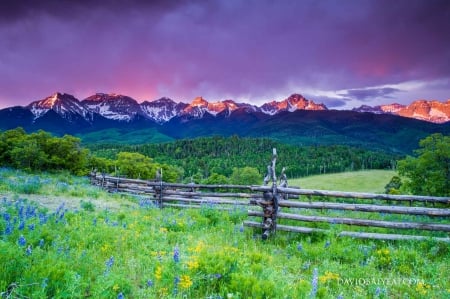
<box><xmin>0</xmin><ymin>0</ymin><xmax>449</xmax><ymax>109</ymax></box>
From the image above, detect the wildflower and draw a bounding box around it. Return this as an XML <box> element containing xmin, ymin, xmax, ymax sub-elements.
<box><xmin>4</xmin><ymin>221</ymin><xmax>13</xmax><ymax>235</ymax></box>
<box><xmin>179</xmin><ymin>275</ymin><xmax>193</xmax><ymax>289</ymax></box>
<box><xmin>336</xmin><ymin>294</ymin><xmax>344</xmax><ymax>299</ymax></box>
<box><xmin>26</xmin><ymin>245</ymin><xmax>32</xmax><ymax>256</ymax></box>
<box><xmin>324</xmin><ymin>241</ymin><xmax>331</xmax><ymax>248</ymax></box>
<box><xmin>117</xmin><ymin>292</ymin><xmax>124</xmax><ymax>299</ymax></box>
<box><xmin>239</xmin><ymin>225</ymin><xmax>244</xmax><ymax>233</ymax></box>
<box><xmin>104</xmin><ymin>256</ymin><xmax>114</xmax><ymax>275</ymax></box>
<box><xmin>3</xmin><ymin>212</ymin><xmax>10</xmax><ymax>221</ymax></box>
<box><xmin>106</xmin><ymin>256</ymin><xmax>114</xmax><ymax>268</ymax></box>
<box><xmin>319</xmin><ymin>271</ymin><xmax>339</xmax><ymax>283</ymax></box>
<box><xmin>41</xmin><ymin>278</ymin><xmax>48</xmax><ymax>289</ymax></box>
<box><xmin>186</xmin><ymin>258</ymin><xmax>199</xmax><ymax>270</ymax></box>
<box><xmin>173</xmin><ymin>246</ymin><xmax>180</xmax><ymax>263</ymax></box>
<box><xmin>375</xmin><ymin>287</ymin><xmax>381</xmax><ymax>297</ymax></box>
<box><xmin>297</xmin><ymin>244</ymin><xmax>303</xmax><ymax>251</ymax></box>
<box><xmin>39</xmin><ymin>239</ymin><xmax>45</xmax><ymax>247</ymax></box>
<box><xmin>310</xmin><ymin>268</ymin><xmax>318</xmax><ymax>298</ymax></box>
<box><xmin>415</xmin><ymin>281</ymin><xmax>431</xmax><ymax>295</ymax></box>
<box><xmin>18</xmin><ymin>221</ymin><xmax>25</xmax><ymax>230</ymax></box>
<box><xmin>113</xmin><ymin>284</ymin><xmax>120</xmax><ymax>291</ymax></box>
<box><xmin>155</xmin><ymin>265</ymin><xmax>162</xmax><ymax>280</ymax></box>
<box><xmin>173</xmin><ymin>276</ymin><xmax>180</xmax><ymax>295</ymax></box>
<box><xmin>18</xmin><ymin>235</ymin><xmax>26</xmax><ymax>247</ymax></box>
<box><xmin>28</xmin><ymin>223</ymin><xmax>35</xmax><ymax>231</ymax></box>
<box><xmin>146</xmin><ymin>279</ymin><xmax>153</xmax><ymax>287</ymax></box>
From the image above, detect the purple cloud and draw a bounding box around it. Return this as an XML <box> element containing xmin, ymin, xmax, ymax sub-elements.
<box><xmin>339</xmin><ymin>87</ymin><xmax>402</xmax><ymax>102</ymax></box>
<box><xmin>0</xmin><ymin>0</ymin><xmax>449</xmax><ymax>108</ymax></box>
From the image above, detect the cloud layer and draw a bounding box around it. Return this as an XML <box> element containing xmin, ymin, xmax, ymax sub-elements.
<box><xmin>0</xmin><ymin>0</ymin><xmax>449</xmax><ymax>108</ymax></box>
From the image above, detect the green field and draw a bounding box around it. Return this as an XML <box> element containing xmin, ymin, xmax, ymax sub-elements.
<box><xmin>0</xmin><ymin>168</ymin><xmax>448</xmax><ymax>298</ymax></box>
<box><xmin>290</xmin><ymin>170</ymin><xmax>396</xmax><ymax>193</ymax></box>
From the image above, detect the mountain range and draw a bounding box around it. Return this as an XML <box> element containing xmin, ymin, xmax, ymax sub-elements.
<box><xmin>0</xmin><ymin>92</ymin><xmax>449</xmax><ymax>153</ymax></box>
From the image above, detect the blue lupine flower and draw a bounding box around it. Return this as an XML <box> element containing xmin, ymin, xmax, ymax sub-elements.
<box><xmin>173</xmin><ymin>276</ymin><xmax>180</xmax><ymax>295</ymax></box>
<box><xmin>18</xmin><ymin>235</ymin><xmax>26</xmax><ymax>247</ymax></box>
<box><xmin>3</xmin><ymin>212</ymin><xmax>10</xmax><ymax>221</ymax></box>
<box><xmin>375</xmin><ymin>287</ymin><xmax>381</xmax><ymax>297</ymax></box>
<box><xmin>5</xmin><ymin>221</ymin><xmax>13</xmax><ymax>235</ymax></box>
<box><xmin>39</xmin><ymin>213</ymin><xmax>48</xmax><ymax>224</ymax></box>
<box><xmin>28</xmin><ymin>223</ymin><xmax>35</xmax><ymax>231</ymax></box>
<box><xmin>173</xmin><ymin>246</ymin><xmax>180</xmax><ymax>263</ymax></box>
<box><xmin>117</xmin><ymin>292</ymin><xmax>124</xmax><ymax>299</ymax></box>
<box><xmin>146</xmin><ymin>279</ymin><xmax>153</xmax><ymax>287</ymax></box>
<box><xmin>106</xmin><ymin>256</ymin><xmax>114</xmax><ymax>268</ymax></box>
<box><xmin>39</xmin><ymin>239</ymin><xmax>45</xmax><ymax>247</ymax></box>
<box><xmin>337</xmin><ymin>294</ymin><xmax>344</xmax><ymax>299</ymax></box>
<box><xmin>26</xmin><ymin>245</ymin><xmax>32</xmax><ymax>256</ymax></box>
<box><xmin>310</xmin><ymin>268</ymin><xmax>318</xmax><ymax>298</ymax></box>
<box><xmin>18</xmin><ymin>221</ymin><xmax>25</xmax><ymax>230</ymax></box>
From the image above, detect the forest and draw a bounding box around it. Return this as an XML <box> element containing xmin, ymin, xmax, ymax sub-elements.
<box><xmin>87</xmin><ymin>135</ymin><xmax>400</xmax><ymax>180</ymax></box>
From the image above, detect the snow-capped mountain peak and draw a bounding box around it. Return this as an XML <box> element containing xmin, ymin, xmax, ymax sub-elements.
<box><xmin>27</xmin><ymin>92</ymin><xmax>92</xmax><ymax>121</ymax></box>
<box><xmin>260</xmin><ymin>94</ymin><xmax>327</xmax><ymax>115</ymax></box>
<box><xmin>353</xmin><ymin>100</ymin><xmax>450</xmax><ymax>123</ymax></box>
<box><xmin>82</xmin><ymin>93</ymin><xmax>141</xmax><ymax>121</ymax></box>
<box><xmin>140</xmin><ymin>97</ymin><xmax>186</xmax><ymax>123</ymax></box>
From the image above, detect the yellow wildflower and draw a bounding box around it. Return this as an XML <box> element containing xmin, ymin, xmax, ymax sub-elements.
<box><xmin>186</xmin><ymin>258</ymin><xmax>199</xmax><ymax>270</ymax></box>
<box><xmin>155</xmin><ymin>265</ymin><xmax>162</xmax><ymax>280</ymax></box>
<box><xmin>416</xmin><ymin>282</ymin><xmax>431</xmax><ymax>295</ymax></box>
<box><xmin>101</xmin><ymin>244</ymin><xmax>110</xmax><ymax>253</ymax></box>
<box><xmin>319</xmin><ymin>271</ymin><xmax>340</xmax><ymax>283</ymax></box>
<box><xmin>160</xmin><ymin>227</ymin><xmax>168</xmax><ymax>233</ymax></box>
<box><xmin>179</xmin><ymin>275</ymin><xmax>193</xmax><ymax>289</ymax></box>
<box><xmin>112</xmin><ymin>284</ymin><xmax>120</xmax><ymax>291</ymax></box>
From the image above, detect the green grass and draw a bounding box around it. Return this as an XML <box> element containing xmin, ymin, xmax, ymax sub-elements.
<box><xmin>290</xmin><ymin>170</ymin><xmax>396</xmax><ymax>193</ymax></box>
<box><xmin>1</xmin><ymin>169</ymin><xmax>449</xmax><ymax>298</ymax></box>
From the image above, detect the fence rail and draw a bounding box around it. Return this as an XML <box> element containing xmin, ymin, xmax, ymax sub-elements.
<box><xmin>90</xmin><ymin>149</ymin><xmax>450</xmax><ymax>243</ymax></box>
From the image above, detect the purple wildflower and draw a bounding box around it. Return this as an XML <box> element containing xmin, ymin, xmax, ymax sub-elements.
<box><xmin>173</xmin><ymin>246</ymin><xmax>180</xmax><ymax>263</ymax></box>
<box><xmin>26</xmin><ymin>245</ymin><xmax>32</xmax><ymax>256</ymax></box>
<box><xmin>18</xmin><ymin>235</ymin><xmax>26</xmax><ymax>247</ymax></box>
<box><xmin>18</xmin><ymin>221</ymin><xmax>25</xmax><ymax>230</ymax></box>
<box><xmin>3</xmin><ymin>212</ymin><xmax>10</xmax><ymax>221</ymax></box>
<box><xmin>310</xmin><ymin>268</ymin><xmax>318</xmax><ymax>298</ymax></box>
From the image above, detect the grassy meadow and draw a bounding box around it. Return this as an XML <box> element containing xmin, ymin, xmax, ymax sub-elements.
<box><xmin>0</xmin><ymin>168</ymin><xmax>449</xmax><ymax>298</ymax></box>
<box><xmin>290</xmin><ymin>170</ymin><xmax>397</xmax><ymax>193</ymax></box>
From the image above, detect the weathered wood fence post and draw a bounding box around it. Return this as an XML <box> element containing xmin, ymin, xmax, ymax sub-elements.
<box><xmin>260</xmin><ymin>148</ymin><xmax>287</xmax><ymax>240</ymax></box>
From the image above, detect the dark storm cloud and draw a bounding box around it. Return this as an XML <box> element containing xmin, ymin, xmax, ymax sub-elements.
<box><xmin>305</xmin><ymin>95</ymin><xmax>350</xmax><ymax>109</ymax></box>
<box><xmin>0</xmin><ymin>0</ymin><xmax>449</xmax><ymax>108</ymax></box>
<box><xmin>340</xmin><ymin>88</ymin><xmax>402</xmax><ymax>102</ymax></box>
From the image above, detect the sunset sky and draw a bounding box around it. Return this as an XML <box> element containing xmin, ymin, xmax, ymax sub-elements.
<box><xmin>0</xmin><ymin>0</ymin><xmax>449</xmax><ymax>109</ymax></box>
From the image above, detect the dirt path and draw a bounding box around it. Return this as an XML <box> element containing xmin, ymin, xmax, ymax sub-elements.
<box><xmin>1</xmin><ymin>192</ymin><xmax>138</xmax><ymax>212</ymax></box>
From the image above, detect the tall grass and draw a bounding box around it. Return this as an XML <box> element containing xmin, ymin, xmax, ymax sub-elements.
<box><xmin>0</xmin><ymin>170</ymin><xmax>449</xmax><ymax>298</ymax></box>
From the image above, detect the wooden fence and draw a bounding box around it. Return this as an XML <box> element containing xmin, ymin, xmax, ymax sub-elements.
<box><xmin>89</xmin><ymin>149</ymin><xmax>450</xmax><ymax>243</ymax></box>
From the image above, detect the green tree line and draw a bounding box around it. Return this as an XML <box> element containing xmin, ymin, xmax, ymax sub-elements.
<box><xmin>87</xmin><ymin>135</ymin><xmax>400</xmax><ymax>180</ymax></box>
<box><xmin>0</xmin><ymin>128</ymin><xmax>182</xmax><ymax>182</ymax></box>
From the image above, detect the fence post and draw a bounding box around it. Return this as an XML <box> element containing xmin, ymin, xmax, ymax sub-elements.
<box><xmin>261</xmin><ymin>148</ymin><xmax>281</xmax><ymax>240</ymax></box>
